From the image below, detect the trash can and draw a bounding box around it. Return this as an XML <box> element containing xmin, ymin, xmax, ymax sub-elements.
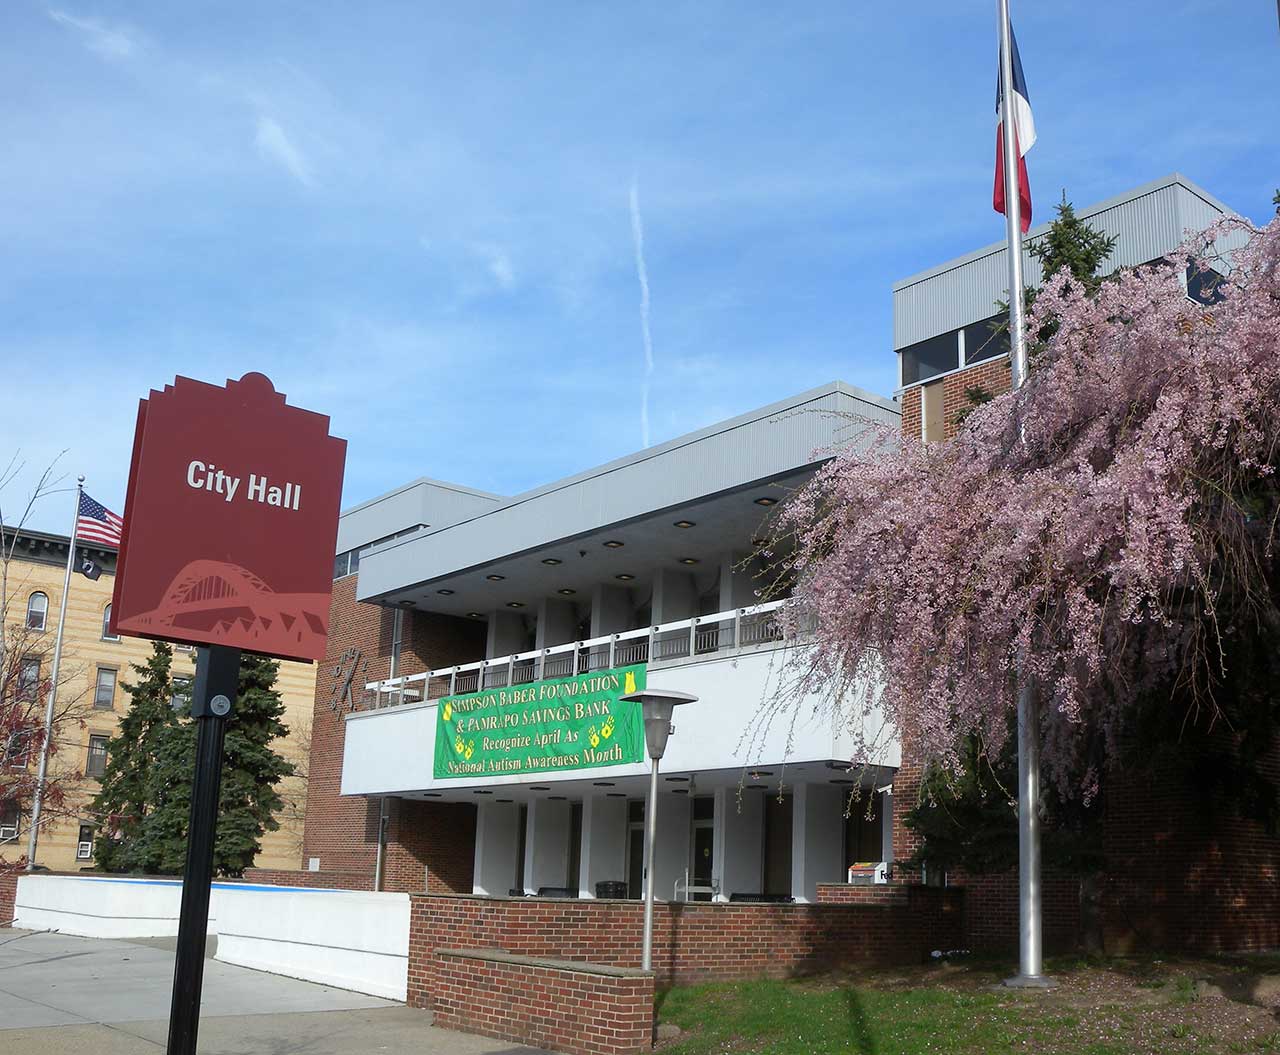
<box><xmin>595</xmin><ymin>880</ymin><xmax>628</xmax><ymax>899</ymax></box>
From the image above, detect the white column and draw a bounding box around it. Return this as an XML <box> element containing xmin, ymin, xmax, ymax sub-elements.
<box><xmin>652</xmin><ymin>569</ymin><xmax>696</xmax><ymax>623</ymax></box>
<box><xmin>486</xmin><ymin>610</ymin><xmax>527</xmax><ymax>658</ymax></box>
<box><xmin>590</xmin><ymin>584</ymin><xmax>633</xmax><ymax>637</ymax></box>
<box><xmin>524</xmin><ymin>798</ymin><xmax>571</xmax><ymax>894</ymax></box>
<box><xmin>536</xmin><ymin>598</ymin><xmax>578</xmax><ymax>651</ymax></box>
<box><xmin>652</xmin><ymin>792</ymin><xmax>692</xmax><ymax>901</ymax></box>
<box><xmin>714</xmin><ymin>785</ymin><xmax>763</xmax><ymax>902</ymax></box>
<box><xmin>791</xmin><ymin>783</ymin><xmax>843</xmax><ymax>903</ymax></box>
<box><xmin>473</xmin><ymin>801</ymin><xmax>520</xmax><ymax>896</ymax></box>
<box><xmin>578</xmin><ymin>793</ymin><xmax>627</xmax><ymax>898</ymax></box>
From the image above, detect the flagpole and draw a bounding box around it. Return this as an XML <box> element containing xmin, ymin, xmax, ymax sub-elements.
<box><xmin>997</xmin><ymin>0</ymin><xmax>1052</xmax><ymax>989</ymax></box>
<box><xmin>26</xmin><ymin>476</ymin><xmax>84</xmax><ymax>871</ymax></box>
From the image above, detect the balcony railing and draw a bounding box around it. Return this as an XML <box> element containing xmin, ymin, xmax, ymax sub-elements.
<box><xmin>363</xmin><ymin>599</ymin><xmax>789</xmax><ymax>710</ymax></box>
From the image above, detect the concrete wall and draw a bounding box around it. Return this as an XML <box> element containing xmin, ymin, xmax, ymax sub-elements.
<box><xmin>14</xmin><ymin>876</ymin><xmax>213</xmax><ymax>938</ymax></box>
<box><xmin>216</xmin><ymin>887</ymin><xmax>410</xmax><ymax>1000</ymax></box>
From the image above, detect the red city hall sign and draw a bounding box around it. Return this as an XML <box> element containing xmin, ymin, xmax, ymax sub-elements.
<box><xmin>110</xmin><ymin>372</ymin><xmax>347</xmax><ymax>662</ymax></box>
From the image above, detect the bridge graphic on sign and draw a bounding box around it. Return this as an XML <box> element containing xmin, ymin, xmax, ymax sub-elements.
<box><xmin>127</xmin><ymin>559</ymin><xmax>330</xmax><ymax>657</ymax></box>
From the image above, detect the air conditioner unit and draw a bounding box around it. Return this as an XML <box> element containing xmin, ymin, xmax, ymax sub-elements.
<box><xmin>0</xmin><ymin>825</ymin><xmax>18</xmax><ymax>842</ymax></box>
<box><xmin>77</xmin><ymin>841</ymin><xmax>94</xmax><ymax>860</ymax></box>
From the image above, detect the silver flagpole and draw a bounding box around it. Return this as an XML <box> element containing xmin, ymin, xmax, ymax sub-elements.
<box><xmin>997</xmin><ymin>1</ymin><xmax>1053</xmax><ymax>989</ymax></box>
<box><xmin>26</xmin><ymin>476</ymin><xmax>84</xmax><ymax>870</ymax></box>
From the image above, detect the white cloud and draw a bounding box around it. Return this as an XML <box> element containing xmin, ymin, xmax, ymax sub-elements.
<box><xmin>254</xmin><ymin>116</ymin><xmax>315</xmax><ymax>188</ymax></box>
<box><xmin>473</xmin><ymin>243</ymin><xmax>516</xmax><ymax>290</ymax></box>
<box><xmin>47</xmin><ymin>9</ymin><xmax>138</xmax><ymax>60</ymax></box>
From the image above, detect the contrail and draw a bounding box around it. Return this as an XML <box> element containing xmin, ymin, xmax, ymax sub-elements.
<box><xmin>629</xmin><ymin>178</ymin><xmax>654</xmax><ymax>448</ymax></box>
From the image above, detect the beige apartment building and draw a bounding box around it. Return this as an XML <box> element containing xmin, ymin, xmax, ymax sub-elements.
<box><xmin>2</xmin><ymin>527</ymin><xmax>316</xmax><ymax>873</ymax></box>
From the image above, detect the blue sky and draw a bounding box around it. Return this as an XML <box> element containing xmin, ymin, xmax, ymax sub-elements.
<box><xmin>4</xmin><ymin>1</ymin><xmax>1276</xmax><ymax>533</ymax></box>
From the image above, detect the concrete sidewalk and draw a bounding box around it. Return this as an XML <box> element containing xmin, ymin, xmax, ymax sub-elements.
<box><xmin>0</xmin><ymin>930</ymin><xmax>545</xmax><ymax>1054</ymax></box>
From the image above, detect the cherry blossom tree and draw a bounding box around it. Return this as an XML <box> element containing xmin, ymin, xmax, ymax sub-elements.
<box><xmin>776</xmin><ymin>215</ymin><xmax>1280</xmax><ymax>801</ymax></box>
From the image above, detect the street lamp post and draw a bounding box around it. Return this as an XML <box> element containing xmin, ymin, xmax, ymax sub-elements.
<box><xmin>621</xmin><ymin>688</ymin><xmax>698</xmax><ymax>973</ymax></box>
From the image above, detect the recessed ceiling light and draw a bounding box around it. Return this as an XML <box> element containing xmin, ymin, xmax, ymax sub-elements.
<box><xmin>747</xmin><ymin>784</ymin><xmax>770</xmax><ymax>791</ymax></box>
<box><xmin>531</xmin><ymin>785</ymin><xmax>550</xmax><ymax>791</ymax></box>
<box><xmin>466</xmin><ymin>612</ymin><xmax>484</xmax><ymax>619</ymax></box>
<box><xmin>664</xmin><ymin>776</ymin><xmax>690</xmax><ymax>783</ymax></box>
<box><xmin>424</xmin><ymin>792</ymin><xmax>443</xmax><ymax>797</ymax></box>
<box><xmin>548</xmin><ymin>795</ymin><xmax>568</xmax><ymax>801</ymax></box>
<box><xmin>754</xmin><ymin>496</ymin><xmax>778</xmax><ymax>507</ymax></box>
<box><xmin>506</xmin><ymin>601</ymin><xmax>524</xmax><ymax>608</ymax></box>
<box><xmin>672</xmin><ymin>789</ymin><xmax>689</xmax><ymax>795</ymax></box>
<box><xmin>603</xmin><ymin>540</ymin><xmax>624</xmax><ymax>549</ymax></box>
<box><xmin>557</xmin><ymin>588</ymin><xmax>576</xmax><ymax>596</ymax></box>
<box><xmin>750</xmin><ymin>770</ymin><xmax>774</xmax><ymax>778</ymax></box>
<box><xmin>496</xmin><ymin>798</ymin><xmax>513</xmax><ymax>803</ymax></box>
<box><xmin>398</xmin><ymin>599</ymin><xmax>416</xmax><ymax>606</ymax></box>
<box><xmin>541</xmin><ymin>558</ymin><xmax>562</xmax><ymax>566</ymax></box>
<box><xmin>678</xmin><ymin>557</ymin><xmax>699</xmax><ymax>566</ymax></box>
<box><xmin>607</xmin><ymin>792</ymin><xmax>627</xmax><ymax>798</ymax></box>
<box><xmin>615</xmin><ymin>573</ymin><xmax>635</xmax><ymax>582</ymax></box>
<box><xmin>437</xmin><ymin>588</ymin><xmax>454</xmax><ymax>595</ymax></box>
<box><xmin>593</xmin><ymin>781</ymin><xmax>615</xmax><ymax>787</ymax></box>
<box><xmin>673</xmin><ymin>520</ymin><xmax>696</xmax><ymax>529</ymax></box>
<box><xmin>830</xmin><ymin>779</ymin><xmax>856</xmax><ymax>786</ymax></box>
<box><xmin>486</xmin><ymin>574</ymin><xmax>505</xmax><ymax>581</ymax></box>
<box><xmin>473</xmin><ymin>789</ymin><xmax>493</xmax><ymax>795</ymax></box>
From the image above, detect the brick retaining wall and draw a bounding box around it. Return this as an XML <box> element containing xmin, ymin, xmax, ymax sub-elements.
<box><xmin>241</xmin><ymin>868</ymin><xmax>375</xmax><ymax>891</ymax></box>
<box><xmin>433</xmin><ymin>948</ymin><xmax>653</xmax><ymax>1055</ymax></box>
<box><xmin>407</xmin><ymin>890</ymin><xmax>962</xmax><ymax>1007</ymax></box>
<box><xmin>0</xmin><ymin>872</ymin><xmax>16</xmax><ymax>925</ymax></box>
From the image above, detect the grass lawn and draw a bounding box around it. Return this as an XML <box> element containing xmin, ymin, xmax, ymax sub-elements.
<box><xmin>655</xmin><ymin>955</ymin><xmax>1280</xmax><ymax>1055</ymax></box>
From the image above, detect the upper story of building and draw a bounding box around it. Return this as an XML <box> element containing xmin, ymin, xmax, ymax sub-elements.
<box><xmin>893</xmin><ymin>173</ymin><xmax>1244</xmax><ymax>403</ymax></box>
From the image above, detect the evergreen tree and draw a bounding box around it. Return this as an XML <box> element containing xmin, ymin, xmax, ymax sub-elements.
<box><xmin>91</xmin><ymin>642</ymin><xmax>178</xmax><ymax>873</ymax></box>
<box><xmin>143</xmin><ymin>652</ymin><xmax>294</xmax><ymax>877</ymax></box>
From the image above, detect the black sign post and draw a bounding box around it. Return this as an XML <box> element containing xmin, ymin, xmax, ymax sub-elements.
<box><xmin>166</xmin><ymin>644</ymin><xmax>240</xmax><ymax>1055</ymax></box>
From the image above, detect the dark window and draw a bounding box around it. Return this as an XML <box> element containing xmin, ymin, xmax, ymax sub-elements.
<box><xmin>93</xmin><ymin>669</ymin><xmax>117</xmax><ymax>710</ymax></box>
<box><xmin>0</xmin><ymin>801</ymin><xmax>18</xmax><ymax>840</ymax></box>
<box><xmin>4</xmin><ymin>730</ymin><xmax>29</xmax><ymax>768</ymax></box>
<box><xmin>692</xmin><ymin>795</ymin><xmax>714</xmax><ymax>822</ymax></box>
<box><xmin>102</xmin><ymin>604</ymin><xmax>119</xmax><ymax>641</ymax></box>
<box><xmin>86</xmin><ymin>735</ymin><xmax>109</xmax><ymax>779</ymax></box>
<box><xmin>843</xmin><ymin>791</ymin><xmax>884</xmax><ymax>865</ymax></box>
<box><xmin>171</xmin><ymin>675</ymin><xmax>193</xmax><ymax>711</ymax></box>
<box><xmin>333</xmin><ymin>551</ymin><xmax>351</xmax><ymax>580</ymax></box>
<box><xmin>77</xmin><ymin>824</ymin><xmax>95</xmax><ymax>860</ymax></box>
<box><xmin>16</xmin><ymin>657</ymin><xmax>40</xmax><ymax>703</ymax></box>
<box><xmin>627</xmin><ymin>800</ymin><xmax>645</xmax><ymax>824</ymax></box>
<box><xmin>1186</xmin><ymin>265</ymin><xmax>1226</xmax><ymax>306</ymax></box>
<box><xmin>900</xmin><ymin>330</ymin><xmax>960</xmax><ymax>386</ymax></box>
<box><xmin>962</xmin><ymin>314</ymin><xmax>1010</xmax><ymax>365</ymax></box>
<box><xmin>26</xmin><ymin>592</ymin><xmax>48</xmax><ymax>631</ymax></box>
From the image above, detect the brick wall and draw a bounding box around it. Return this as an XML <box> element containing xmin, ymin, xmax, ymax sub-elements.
<box><xmin>950</xmin><ymin>872</ymin><xmax>1082</xmax><ymax>954</ymax></box>
<box><xmin>901</xmin><ymin>386</ymin><xmax>921</xmax><ymax>439</ymax></box>
<box><xmin>241</xmin><ymin>868</ymin><xmax>375</xmax><ymax>891</ymax></box>
<box><xmin>302</xmin><ymin>574</ymin><xmax>485</xmax><ymax>890</ymax></box>
<box><xmin>407</xmin><ymin>890</ymin><xmax>963</xmax><ymax>1007</ymax></box>
<box><xmin>0</xmin><ymin>872</ymin><xmax>16</xmax><ymax>925</ymax></box>
<box><xmin>433</xmin><ymin>948</ymin><xmax>653</xmax><ymax>1055</ymax></box>
<box><xmin>941</xmin><ymin>358</ymin><xmax>1011</xmax><ymax>439</ymax></box>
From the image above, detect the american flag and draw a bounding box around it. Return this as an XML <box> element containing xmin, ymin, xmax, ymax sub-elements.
<box><xmin>76</xmin><ymin>491</ymin><xmax>124</xmax><ymax>547</ymax></box>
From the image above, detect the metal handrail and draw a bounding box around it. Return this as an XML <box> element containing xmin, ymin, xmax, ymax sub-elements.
<box><xmin>363</xmin><ymin>599</ymin><xmax>789</xmax><ymax>707</ymax></box>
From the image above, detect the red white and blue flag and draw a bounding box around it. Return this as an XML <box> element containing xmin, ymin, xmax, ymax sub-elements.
<box><xmin>76</xmin><ymin>491</ymin><xmax>124</xmax><ymax>547</ymax></box>
<box><xmin>994</xmin><ymin>24</ymin><xmax>1035</xmax><ymax>232</ymax></box>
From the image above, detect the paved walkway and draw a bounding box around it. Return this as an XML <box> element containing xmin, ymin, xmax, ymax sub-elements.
<box><xmin>0</xmin><ymin>930</ymin><xmax>545</xmax><ymax>1054</ymax></box>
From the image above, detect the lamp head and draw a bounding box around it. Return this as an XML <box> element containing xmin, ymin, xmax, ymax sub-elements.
<box><xmin>620</xmin><ymin>689</ymin><xmax>698</xmax><ymax>761</ymax></box>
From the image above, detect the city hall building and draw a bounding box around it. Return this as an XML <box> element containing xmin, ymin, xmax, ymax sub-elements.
<box><xmin>295</xmin><ymin>174</ymin><xmax>1277</xmax><ymax>957</ymax></box>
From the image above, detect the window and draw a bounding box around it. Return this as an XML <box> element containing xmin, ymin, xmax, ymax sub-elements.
<box><xmin>4</xmin><ymin>730</ymin><xmax>29</xmax><ymax>768</ymax></box>
<box><xmin>171</xmin><ymin>675</ymin><xmax>193</xmax><ymax>712</ymax></box>
<box><xmin>101</xmin><ymin>603</ymin><xmax>119</xmax><ymax>641</ymax></box>
<box><xmin>900</xmin><ymin>330</ymin><xmax>961</xmax><ymax>386</ymax></box>
<box><xmin>93</xmin><ymin>668</ymin><xmax>117</xmax><ymax>710</ymax></box>
<box><xmin>0</xmin><ymin>801</ymin><xmax>18</xmax><ymax>841</ymax></box>
<box><xmin>86</xmin><ymin>734</ymin><xmax>109</xmax><ymax>779</ymax></box>
<box><xmin>16</xmin><ymin>657</ymin><xmax>40</xmax><ymax>703</ymax></box>
<box><xmin>1187</xmin><ymin>264</ymin><xmax>1226</xmax><ymax>306</ymax></box>
<box><xmin>962</xmin><ymin>314</ymin><xmax>1010</xmax><ymax>366</ymax></box>
<box><xmin>333</xmin><ymin>551</ymin><xmax>352</xmax><ymax>580</ymax></box>
<box><xmin>76</xmin><ymin>824</ymin><xmax>95</xmax><ymax>861</ymax></box>
<box><xmin>26</xmin><ymin>592</ymin><xmax>48</xmax><ymax>631</ymax></box>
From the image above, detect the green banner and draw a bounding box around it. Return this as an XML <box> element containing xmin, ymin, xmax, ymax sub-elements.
<box><xmin>433</xmin><ymin>664</ymin><xmax>647</xmax><ymax>780</ymax></box>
